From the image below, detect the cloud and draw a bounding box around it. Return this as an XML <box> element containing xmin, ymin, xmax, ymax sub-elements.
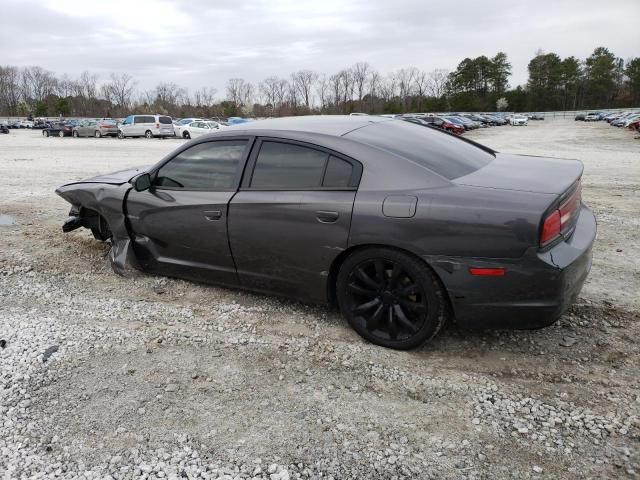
<box><xmin>1</xmin><ymin>0</ymin><xmax>638</xmax><ymax>97</ymax></box>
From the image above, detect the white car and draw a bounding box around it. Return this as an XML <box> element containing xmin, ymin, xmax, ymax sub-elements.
<box><xmin>19</xmin><ymin>120</ymin><xmax>34</xmax><ymax>128</ymax></box>
<box><xmin>173</xmin><ymin>117</ymin><xmax>204</xmax><ymax>136</ymax></box>
<box><xmin>177</xmin><ymin>120</ymin><xmax>224</xmax><ymax>139</ymax></box>
<box><xmin>510</xmin><ymin>115</ymin><xmax>528</xmax><ymax>126</ymax></box>
<box><xmin>584</xmin><ymin>112</ymin><xmax>599</xmax><ymax>121</ymax></box>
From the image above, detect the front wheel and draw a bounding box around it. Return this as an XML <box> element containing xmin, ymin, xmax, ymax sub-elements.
<box><xmin>182</xmin><ymin>131</ymin><xmax>191</xmax><ymax>139</ymax></box>
<box><xmin>336</xmin><ymin>248</ymin><xmax>448</xmax><ymax>350</ymax></box>
<box><xmin>58</xmin><ymin>131</ymin><xmax>64</xmax><ymax>138</ymax></box>
<box><xmin>43</xmin><ymin>130</ymin><xmax>49</xmax><ymax>137</ymax></box>
<box><xmin>117</xmin><ymin>131</ymin><xmax>124</xmax><ymax>139</ymax></box>
<box><xmin>145</xmin><ymin>130</ymin><xmax>153</xmax><ymax>139</ymax></box>
<box><xmin>94</xmin><ymin>130</ymin><xmax>102</xmax><ymax>138</ymax></box>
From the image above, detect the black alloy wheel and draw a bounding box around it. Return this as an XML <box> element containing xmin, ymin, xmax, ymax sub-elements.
<box><xmin>337</xmin><ymin>248</ymin><xmax>448</xmax><ymax>349</ymax></box>
<box><xmin>145</xmin><ymin>130</ymin><xmax>153</xmax><ymax>139</ymax></box>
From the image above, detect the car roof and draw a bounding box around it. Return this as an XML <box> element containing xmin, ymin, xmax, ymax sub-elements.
<box><xmin>223</xmin><ymin>115</ymin><xmax>389</xmax><ymax>137</ymax></box>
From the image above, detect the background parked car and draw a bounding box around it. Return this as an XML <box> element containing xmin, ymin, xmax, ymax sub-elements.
<box><xmin>510</xmin><ymin>115</ymin><xmax>528</xmax><ymax>126</ymax></box>
<box><xmin>173</xmin><ymin>118</ymin><xmax>204</xmax><ymax>136</ymax></box>
<box><xmin>584</xmin><ymin>112</ymin><xmax>599</xmax><ymax>121</ymax></box>
<box><xmin>118</xmin><ymin>114</ymin><xmax>174</xmax><ymax>139</ymax></box>
<box><xmin>177</xmin><ymin>120</ymin><xmax>224</xmax><ymax>139</ymax></box>
<box><xmin>0</xmin><ymin>123</ymin><xmax>9</xmax><ymax>134</ymax></box>
<box><xmin>42</xmin><ymin>123</ymin><xmax>73</xmax><ymax>137</ymax></box>
<box><xmin>73</xmin><ymin>119</ymin><xmax>118</xmax><ymax>138</ymax></box>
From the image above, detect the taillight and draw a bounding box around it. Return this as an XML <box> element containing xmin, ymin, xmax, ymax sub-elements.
<box><xmin>540</xmin><ymin>180</ymin><xmax>582</xmax><ymax>247</ymax></box>
<box><xmin>540</xmin><ymin>210</ymin><xmax>561</xmax><ymax>246</ymax></box>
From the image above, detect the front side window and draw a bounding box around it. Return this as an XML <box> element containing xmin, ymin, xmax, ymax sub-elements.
<box><xmin>251</xmin><ymin>142</ymin><xmax>328</xmax><ymax>188</ymax></box>
<box><xmin>155</xmin><ymin>140</ymin><xmax>248</xmax><ymax>190</ymax></box>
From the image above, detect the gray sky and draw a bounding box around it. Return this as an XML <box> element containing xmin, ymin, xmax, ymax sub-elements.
<box><xmin>2</xmin><ymin>0</ymin><xmax>638</xmax><ymax>97</ymax></box>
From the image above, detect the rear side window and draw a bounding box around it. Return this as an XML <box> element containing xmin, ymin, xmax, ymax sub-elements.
<box><xmin>323</xmin><ymin>156</ymin><xmax>353</xmax><ymax>187</ymax></box>
<box><xmin>346</xmin><ymin>120</ymin><xmax>493</xmax><ymax>180</ymax></box>
<box><xmin>155</xmin><ymin>140</ymin><xmax>248</xmax><ymax>190</ymax></box>
<box><xmin>251</xmin><ymin>142</ymin><xmax>328</xmax><ymax>188</ymax></box>
<box><xmin>159</xmin><ymin>116</ymin><xmax>172</xmax><ymax>124</ymax></box>
<box><xmin>135</xmin><ymin>116</ymin><xmax>155</xmax><ymax>124</ymax></box>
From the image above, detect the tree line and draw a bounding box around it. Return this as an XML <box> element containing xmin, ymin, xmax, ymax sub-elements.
<box><xmin>0</xmin><ymin>46</ymin><xmax>638</xmax><ymax>118</ymax></box>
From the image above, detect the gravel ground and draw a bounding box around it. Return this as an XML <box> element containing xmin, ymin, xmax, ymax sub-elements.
<box><xmin>1</xmin><ymin>121</ymin><xmax>639</xmax><ymax>479</ymax></box>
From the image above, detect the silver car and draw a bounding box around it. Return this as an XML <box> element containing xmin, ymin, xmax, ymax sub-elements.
<box><xmin>118</xmin><ymin>114</ymin><xmax>174</xmax><ymax>139</ymax></box>
<box><xmin>73</xmin><ymin>119</ymin><xmax>118</xmax><ymax>138</ymax></box>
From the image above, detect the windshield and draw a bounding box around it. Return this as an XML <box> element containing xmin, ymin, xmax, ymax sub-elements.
<box><xmin>346</xmin><ymin>120</ymin><xmax>494</xmax><ymax>180</ymax></box>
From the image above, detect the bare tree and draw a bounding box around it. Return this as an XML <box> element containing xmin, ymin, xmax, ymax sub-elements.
<box><xmin>78</xmin><ymin>71</ymin><xmax>98</xmax><ymax>99</ymax></box>
<box><xmin>379</xmin><ymin>73</ymin><xmax>398</xmax><ymax>102</ymax></box>
<box><xmin>329</xmin><ymin>73</ymin><xmax>344</xmax><ymax>111</ymax></box>
<box><xmin>259</xmin><ymin>76</ymin><xmax>281</xmax><ymax>114</ymax></box>
<box><xmin>193</xmin><ymin>87</ymin><xmax>217</xmax><ymax>107</ymax></box>
<box><xmin>101</xmin><ymin>73</ymin><xmax>136</xmax><ymax>110</ymax></box>
<box><xmin>351</xmin><ymin>62</ymin><xmax>371</xmax><ymax>102</ymax></box>
<box><xmin>21</xmin><ymin>66</ymin><xmax>58</xmax><ymax>102</ymax></box>
<box><xmin>396</xmin><ymin>67</ymin><xmax>418</xmax><ymax>111</ymax></box>
<box><xmin>291</xmin><ymin>70</ymin><xmax>317</xmax><ymax>109</ymax></box>
<box><xmin>0</xmin><ymin>66</ymin><xmax>22</xmax><ymax>114</ymax></box>
<box><xmin>314</xmin><ymin>74</ymin><xmax>329</xmax><ymax>111</ymax></box>
<box><xmin>154</xmin><ymin>82</ymin><xmax>187</xmax><ymax>106</ymax></box>
<box><xmin>226</xmin><ymin>78</ymin><xmax>253</xmax><ymax>112</ymax></box>
<box><xmin>426</xmin><ymin>69</ymin><xmax>449</xmax><ymax>98</ymax></box>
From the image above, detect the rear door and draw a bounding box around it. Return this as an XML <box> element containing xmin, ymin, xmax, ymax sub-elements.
<box><xmin>228</xmin><ymin>139</ymin><xmax>361</xmax><ymax>302</ymax></box>
<box><xmin>126</xmin><ymin>138</ymin><xmax>252</xmax><ymax>285</ymax></box>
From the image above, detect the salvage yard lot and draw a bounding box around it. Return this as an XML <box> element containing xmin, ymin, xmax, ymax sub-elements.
<box><xmin>1</xmin><ymin>121</ymin><xmax>639</xmax><ymax>478</ymax></box>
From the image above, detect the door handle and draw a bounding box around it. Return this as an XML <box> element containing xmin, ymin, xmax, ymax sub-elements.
<box><xmin>204</xmin><ymin>210</ymin><xmax>222</xmax><ymax>221</ymax></box>
<box><xmin>315</xmin><ymin>210</ymin><xmax>339</xmax><ymax>223</ymax></box>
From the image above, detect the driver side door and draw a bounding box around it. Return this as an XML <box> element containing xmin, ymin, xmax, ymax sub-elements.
<box><xmin>126</xmin><ymin>138</ymin><xmax>253</xmax><ymax>285</ymax></box>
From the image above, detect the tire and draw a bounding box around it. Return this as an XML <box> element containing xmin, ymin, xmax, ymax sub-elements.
<box><xmin>94</xmin><ymin>130</ymin><xmax>102</xmax><ymax>138</ymax></box>
<box><xmin>145</xmin><ymin>130</ymin><xmax>153</xmax><ymax>139</ymax></box>
<box><xmin>72</xmin><ymin>131</ymin><xmax>79</xmax><ymax>138</ymax></box>
<box><xmin>58</xmin><ymin>131</ymin><xmax>64</xmax><ymax>138</ymax></box>
<box><xmin>43</xmin><ymin>131</ymin><xmax>49</xmax><ymax>137</ymax></box>
<box><xmin>336</xmin><ymin>248</ymin><xmax>448</xmax><ymax>350</ymax></box>
<box><xmin>117</xmin><ymin>131</ymin><xmax>124</xmax><ymax>139</ymax></box>
<box><xmin>182</xmin><ymin>131</ymin><xmax>191</xmax><ymax>139</ymax></box>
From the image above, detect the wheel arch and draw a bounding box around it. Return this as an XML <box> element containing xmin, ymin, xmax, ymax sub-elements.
<box><xmin>326</xmin><ymin>243</ymin><xmax>453</xmax><ymax>312</ymax></box>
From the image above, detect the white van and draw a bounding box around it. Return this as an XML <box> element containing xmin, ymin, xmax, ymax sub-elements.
<box><xmin>118</xmin><ymin>114</ymin><xmax>175</xmax><ymax>139</ymax></box>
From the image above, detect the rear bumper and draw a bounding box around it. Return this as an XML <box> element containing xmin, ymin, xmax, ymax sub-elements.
<box><xmin>430</xmin><ymin>204</ymin><xmax>596</xmax><ymax>330</ymax></box>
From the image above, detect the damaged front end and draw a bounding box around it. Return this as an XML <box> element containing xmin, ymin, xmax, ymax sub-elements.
<box><xmin>56</xmin><ymin>181</ymin><xmax>139</xmax><ymax>275</ymax></box>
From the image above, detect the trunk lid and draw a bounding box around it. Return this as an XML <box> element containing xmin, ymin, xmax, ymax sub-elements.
<box><xmin>454</xmin><ymin>153</ymin><xmax>583</xmax><ymax>195</ymax></box>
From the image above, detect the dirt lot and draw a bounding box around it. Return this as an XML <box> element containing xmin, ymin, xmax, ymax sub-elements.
<box><xmin>1</xmin><ymin>121</ymin><xmax>639</xmax><ymax>479</ymax></box>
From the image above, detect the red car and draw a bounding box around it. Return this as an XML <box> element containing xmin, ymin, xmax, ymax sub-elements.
<box><xmin>411</xmin><ymin>115</ymin><xmax>465</xmax><ymax>135</ymax></box>
<box><xmin>628</xmin><ymin>119</ymin><xmax>640</xmax><ymax>132</ymax></box>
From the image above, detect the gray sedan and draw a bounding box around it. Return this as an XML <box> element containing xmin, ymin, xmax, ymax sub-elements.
<box><xmin>56</xmin><ymin>116</ymin><xmax>595</xmax><ymax>349</ymax></box>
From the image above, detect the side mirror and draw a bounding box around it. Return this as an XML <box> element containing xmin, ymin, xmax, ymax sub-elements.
<box><xmin>132</xmin><ymin>173</ymin><xmax>152</xmax><ymax>192</ymax></box>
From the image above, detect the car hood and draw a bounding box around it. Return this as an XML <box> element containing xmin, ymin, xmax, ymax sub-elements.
<box><xmin>62</xmin><ymin>166</ymin><xmax>149</xmax><ymax>187</ymax></box>
<box><xmin>454</xmin><ymin>153</ymin><xmax>583</xmax><ymax>195</ymax></box>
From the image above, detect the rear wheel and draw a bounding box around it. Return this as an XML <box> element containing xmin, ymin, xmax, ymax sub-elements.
<box><xmin>145</xmin><ymin>130</ymin><xmax>153</xmax><ymax>139</ymax></box>
<box><xmin>43</xmin><ymin>130</ymin><xmax>49</xmax><ymax>137</ymax></box>
<box><xmin>336</xmin><ymin>248</ymin><xmax>448</xmax><ymax>350</ymax></box>
<box><xmin>72</xmin><ymin>130</ymin><xmax>79</xmax><ymax>138</ymax></box>
<box><xmin>58</xmin><ymin>131</ymin><xmax>64</xmax><ymax>138</ymax></box>
<box><xmin>94</xmin><ymin>130</ymin><xmax>102</xmax><ymax>138</ymax></box>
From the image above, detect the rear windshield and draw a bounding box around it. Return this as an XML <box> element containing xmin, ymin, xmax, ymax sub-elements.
<box><xmin>346</xmin><ymin>120</ymin><xmax>494</xmax><ymax>180</ymax></box>
<box><xmin>159</xmin><ymin>116</ymin><xmax>172</xmax><ymax>124</ymax></box>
